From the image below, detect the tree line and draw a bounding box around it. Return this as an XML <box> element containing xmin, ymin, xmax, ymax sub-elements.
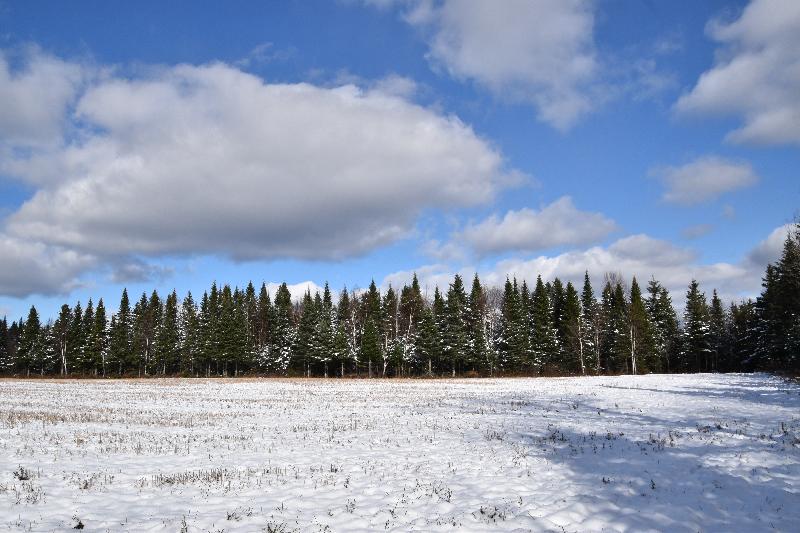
<box><xmin>1</xmin><ymin>223</ymin><xmax>798</xmax><ymax>378</ymax></box>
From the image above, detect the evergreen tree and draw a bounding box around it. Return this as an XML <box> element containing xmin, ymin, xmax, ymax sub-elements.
<box><xmin>179</xmin><ymin>292</ymin><xmax>199</xmax><ymax>374</ymax></box>
<box><xmin>17</xmin><ymin>306</ymin><xmax>41</xmax><ymax>376</ymax></box>
<box><xmin>580</xmin><ymin>272</ymin><xmax>601</xmax><ymax>375</ymax></box>
<box><xmin>91</xmin><ymin>299</ymin><xmax>108</xmax><ymax>376</ymax></box>
<box><xmin>628</xmin><ymin>277</ymin><xmax>652</xmax><ymax>374</ymax></box>
<box><xmin>155</xmin><ymin>290</ymin><xmax>180</xmax><ymax>374</ymax></box>
<box><xmin>443</xmin><ymin>275</ymin><xmax>468</xmax><ymax>377</ymax></box>
<box><xmin>53</xmin><ymin>304</ymin><xmax>72</xmax><ymax>376</ymax></box>
<box><xmin>0</xmin><ymin>317</ymin><xmax>8</xmax><ymax>374</ymax></box>
<box><xmin>467</xmin><ymin>274</ymin><xmax>490</xmax><ymax>373</ymax></box>
<box><xmin>561</xmin><ymin>281</ymin><xmax>584</xmax><ymax>374</ymax></box>
<box><xmin>269</xmin><ymin>282</ymin><xmax>294</xmax><ymax>374</ymax></box>
<box><xmin>109</xmin><ymin>288</ymin><xmax>133</xmax><ymax>374</ymax></box>
<box><xmin>530</xmin><ymin>275</ymin><xmax>556</xmax><ymax>372</ymax></box>
<box><xmin>67</xmin><ymin>301</ymin><xmax>83</xmax><ymax>373</ymax></box>
<box><xmin>683</xmin><ymin>279</ymin><xmax>712</xmax><ymax>372</ymax></box>
<box><xmin>550</xmin><ymin>278</ymin><xmax>567</xmax><ymax>371</ymax></box>
<box><xmin>708</xmin><ymin>290</ymin><xmax>727</xmax><ymax>372</ymax></box>
<box><xmin>418</xmin><ymin>307</ymin><xmax>441</xmax><ymax>375</ymax></box>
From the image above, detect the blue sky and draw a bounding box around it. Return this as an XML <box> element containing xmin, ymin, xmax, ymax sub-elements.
<box><xmin>0</xmin><ymin>0</ymin><xmax>798</xmax><ymax>320</ymax></box>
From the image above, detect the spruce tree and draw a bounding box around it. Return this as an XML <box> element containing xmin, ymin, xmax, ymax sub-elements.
<box><xmin>562</xmin><ymin>281</ymin><xmax>584</xmax><ymax>374</ymax></box>
<box><xmin>628</xmin><ymin>277</ymin><xmax>652</xmax><ymax>374</ymax></box>
<box><xmin>708</xmin><ymin>290</ymin><xmax>727</xmax><ymax>372</ymax></box>
<box><xmin>580</xmin><ymin>272</ymin><xmax>600</xmax><ymax>374</ymax></box>
<box><xmin>109</xmin><ymin>288</ymin><xmax>132</xmax><ymax>374</ymax></box>
<box><xmin>443</xmin><ymin>275</ymin><xmax>468</xmax><ymax>377</ymax></box>
<box><xmin>467</xmin><ymin>274</ymin><xmax>490</xmax><ymax>374</ymax></box>
<box><xmin>17</xmin><ymin>306</ymin><xmax>41</xmax><ymax>376</ymax></box>
<box><xmin>156</xmin><ymin>290</ymin><xmax>180</xmax><ymax>374</ymax></box>
<box><xmin>0</xmin><ymin>317</ymin><xmax>8</xmax><ymax>374</ymax></box>
<box><xmin>682</xmin><ymin>279</ymin><xmax>712</xmax><ymax>372</ymax></box>
<box><xmin>530</xmin><ymin>275</ymin><xmax>556</xmax><ymax>372</ymax></box>
<box><xmin>179</xmin><ymin>292</ymin><xmax>199</xmax><ymax>374</ymax></box>
<box><xmin>270</xmin><ymin>282</ymin><xmax>294</xmax><ymax>374</ymax></box>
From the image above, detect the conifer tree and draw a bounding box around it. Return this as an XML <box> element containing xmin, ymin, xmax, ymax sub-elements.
<box><xmin>708</xmin><ymin>290</ymin><xmax>727</xmax><ymax>372</ymax></box>
<box><xmin>550</xmin><ymin>278</ymin><xmax>567</xmax><ymax>371</ymax></box>
<box><xmin>17</xmin><ymin>306</ymin><xmax>41</xmax><ymax>376</ymax></box>
<box><xmin>92</xmin><ymin>299</ymin><xmax>108</xmax><ymax>376</ymax></box>
<box><xmin>580</xmin><ymin>272</ymin><xmax>601</xmax><ymax>374</ymax></box>
<box><xmin>628</xmin><ymin>277</ymin><xmax>652</xmax><ymax>374</ymax></box>
<box><xmin>179</xmin><ymin>292</ymin><xmax>199</xmax><ymax>374</ymax></box>
<box><xmin>53</xmin><ymin>304</ymin><xmax>72</xmax><ymax>376</ymax></box>
<box><xmin>270</xmin><ymin>282</ymin><xmax>294</xmax><ymax>374</ymax></box>
<box><xmin>683</xmin><ymin>279</ymin><xmax>712</xmax><ymax>372</ymax></box>
<box><xmin>0</xmin><ymin>317</ymin><xmax>8</xmax><ymax>374</ymax></box>
<box><xmin>562</xmin><ymin>281</ymin><xmax>583</xmax><ymax>374</ymax></box>
<box><xmin>109</xmin><ymin>288</ymin><xmax>133</xmax><ymax>374</ymax></box>
<box><xmin>530</xmin><ymin>275</ymin><xmax>556</xmax><ymax>372</ymax></box>
<box><xmin>67</xmin><ymin>301</ymin><xmax>83</xmax><ymax>372</ymax></box>
<box><xmin>444</xmin><ymin>274</ymin><xmax>468</xmax><ymax>377</ymax></box>
<box><xmin>156</xmin><ymin>290</ymin><xmax>180</xmax><ymax>374</ymax></box>
<box><xmin>467</xmin><ymin>274</ymin><xmax>490</xmax><ymax>373</ymax></box>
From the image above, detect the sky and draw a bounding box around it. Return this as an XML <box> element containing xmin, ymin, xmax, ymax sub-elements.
<box><xmin>0</xmin><ymin>0</ymin><xmax>798</xmax><ymax>320</ymax></box>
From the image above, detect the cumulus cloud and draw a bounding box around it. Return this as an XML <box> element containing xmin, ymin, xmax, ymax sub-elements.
<box><xmin>5</xmin><ymin>62</ymin><xmax>512</xmax><ymax>264</ymax></box>
<box><xmin>401</xmin><ymin>0</ymin><xmax>598</xmax><ymax>131</ymax></box>
<box><xmin>0</xmin><ymin>48</ymin><xmax>86</xmax><ymax>147</ymax></box>
<box><xmin>652</xmin><ymin>156</ymin><xmax>759</xmax><ymax>206</ymax></box>
<box><xmin>265</xmin><ymin>281</ymin><xmax>326</xmax><ymax>302</ymax></box>
<box><xmin>458</xmin><ymin>197</ymin><xmax>617</xmax><ymax>256</ymax></box>
<box><xmin>675</xmin><ymin>0</ymin><xmax>800</xmax><ymax>145</ymax></box>
<box><xmin>388</xmin><ymin>224</ymin><xmax>792</xmax><ymax>309</ymax></box>
<box><xmin>746</xmin><ymin>223</ymin><xmax>795</xmax><ymax>267</ymax></box>
<box><xmin>0</xmin><ymin>236</ymin><xmax>95</xmax><ymax>297</ymax></box>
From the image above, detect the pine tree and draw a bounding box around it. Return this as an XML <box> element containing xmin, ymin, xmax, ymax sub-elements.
<box><xmin>80</xmin><ymin>300</ymin><xmax>95</xmax><ymax>374</ymax></box>
<box><xmin>708</xmin><ymin>290</ymin><xmax>727</xmax><ymax>372</ymax></box>
<box><xmin>91</xmin><ymin>299</ymin><xmax>108</xmax><ymax>376</ymax></box>
<box><xmin>381</xmin><ymin>285</ymin><xmax>399</xmax><ymax>376</ymax></box>
<box><xmin>109</xmin><ymin>288</ymin><xmax>133</xmax><ymax>374</ymax></box>
<box><xmin>67</xmin><ymin>301</ymin><xmax>83</xmax><ymax>373</ymax></box>
<box><xmin>269</xmin><ymin>282</ymin><xmax>294</xmax><ymax>374</ymax></box>
<box><xmin>467</xmin><ymin>274</ymin><xmax>490</xmax><ymax>374</ymax></box>
<box><xmin>0</xmin><ymin>317</ymin><xmax>8</xmax><ymax>374</ymax></box>
<box><xmin>17</xmin><ymin>306</ymin><xmax>41</xmax><ymax>376</ymax></box>
<box><xmin>550</xmin><ymin>278</ymin><xmax>567</xmax><ymax>372</ymax></box>
<box><xmin>156</xmin><ymin>290</ymin><xmax>180</xmax><ymax>374</ymax></box>
<box><xmin>628</xmin><ymin>277</ymin><xmax>652</xmax><ymax>374</ymax></box>
<box><xmin>179</xmin><ymin>292</ymin><xmax>199</xmax><ymax>374</ymax></box>
<box><xmin>562</xmin><ymin>281</ymin><xmax>583</xmax><ymax>374</ymax></box>
<box><xmin>53</xmin><ymin>304</ymin><xmax>72</xmax><ymax>376</ymax></box>
<box><xmin>683</xmin><ymin>279</ymin><xmax>712</xmax><ymax>372</ymax></box>
<box><xmin>580</xmin><ymin>272</ymin><xmax>601</xmax><ymax>375</ymax></box>
<box><xmin>530</xmin><ymin>275</ymin><xmax>556</xmax><ymax>372</ymax></box>
<box><xmin>443</xmin><ymin>275</ymin><xmax>468</xmax><ymax>377</ymax></box>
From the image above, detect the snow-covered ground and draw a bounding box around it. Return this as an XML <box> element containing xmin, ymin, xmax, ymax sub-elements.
<box><xmin>0</xmin><ymin>374</ymin><xmax>798</xmax><ymax>532</ymax></box>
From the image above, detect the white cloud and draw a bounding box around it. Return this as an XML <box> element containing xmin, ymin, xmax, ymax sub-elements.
<box><xmin>389</xmin><ymin>225</ymin><xmax>792</xmax><ymax>308</ymax></box>
<box><xmin>265</xmin><ymin>281</ymin><xmax>326</xmax><ymax>303</ymax></box>
<box><xmin>0</xmin><ymin>48</ymin><xmax>86</xmax><ymax>147</ymax></box>
<box><xmin>5</xmin><ymin>61</ymin><xmax>512</xmax><ymax>264</ymax></box>
<box><xmin>0</xmin><ymin>236</ymin><xmax>95</xmax><ymax>297</ymax></box>
<box><xmin>746</xmin><ymin>223</ymin><xmax>795</xmax><ymax>267</ymax></box>
<box><xmin>652</xmin><ymin>156</ymin><xmax>759</xmax><ymax>206</ymax></box>
<box><xmin>403</xmin><ymin>0</ymin><xmax>598</xmax><ymax>131</ymax></box>
<box><xmin>458</xmin><ymin>197</ymin><xmax>617</xmax><ymax>256</ymax></box>
<box><xmin>675</xmin><ymin>0</ymin><xmax>800</xmax><ymax>145</ymax></box>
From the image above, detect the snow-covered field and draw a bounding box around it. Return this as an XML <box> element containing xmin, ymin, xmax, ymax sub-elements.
<box><xmin>1</xmin><ymin>374</ymin><xmax>798</xmax><ymax>532</ymax></box>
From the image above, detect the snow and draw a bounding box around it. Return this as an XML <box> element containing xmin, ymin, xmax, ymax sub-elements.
<box><xmin>1</xmin><ymin>373</ymin><xmax>798</xmax><ymax>532</ymax></box>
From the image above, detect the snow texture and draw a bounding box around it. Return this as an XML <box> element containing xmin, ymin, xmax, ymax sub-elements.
<box><xmin>1</xmin><ymin>373</ymin><xmax>798</xmax><ymax>532</ymax></box>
